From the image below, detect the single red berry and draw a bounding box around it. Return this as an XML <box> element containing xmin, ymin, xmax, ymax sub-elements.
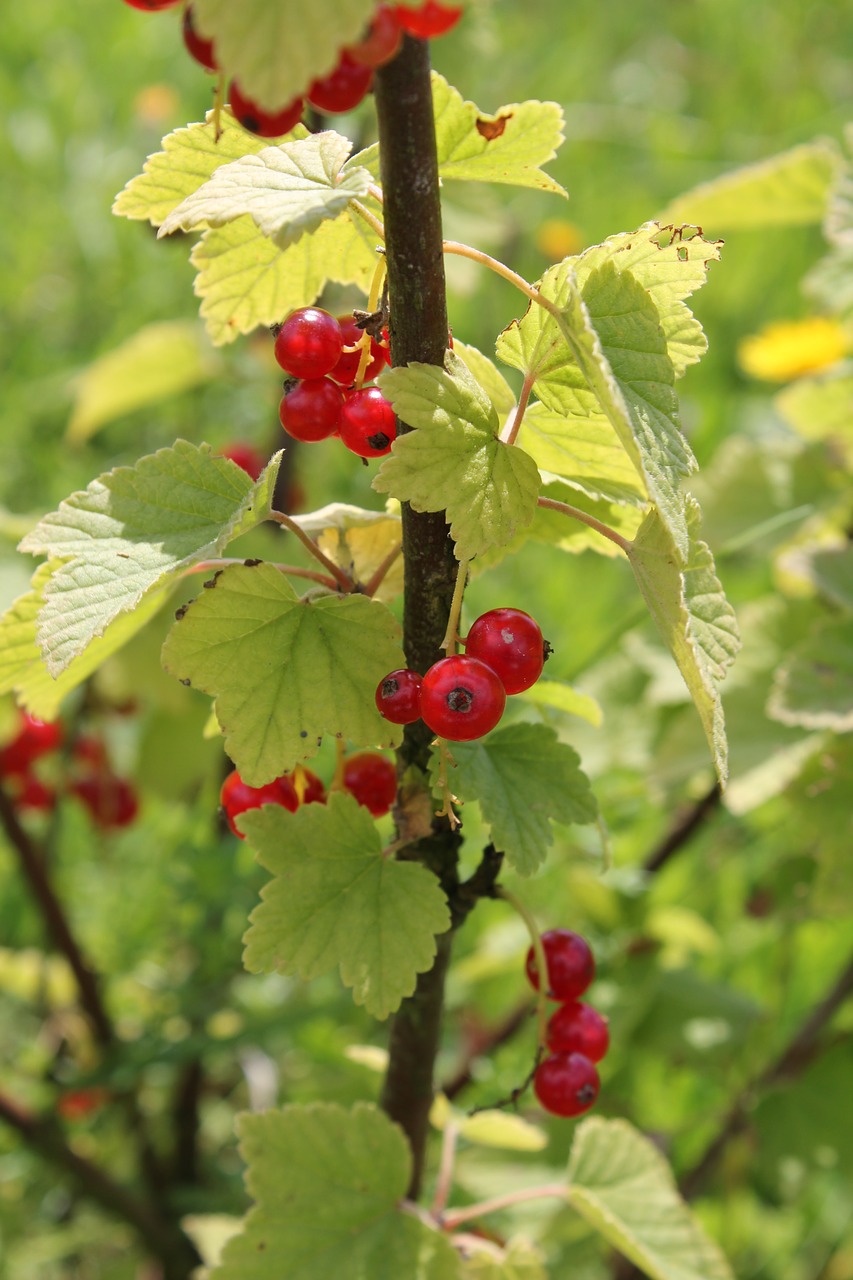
<box><xmin>420</xmin><ymin>655</ymin><xmax>506</xmax><ymax>742</ymax></box>
<box><xmin>228</xmin><ymin>83</ymin><xmax>304</xmax><ymax>138</ymax></box>
<box><xmin>327</xmin><ymin>317</ymin><xmax>389</xmax><ymax>387</ymax></box>
<box><xmin>342</xmin><ymin>752</ymin><xmax>397</xmax><ymax>817</ymax></box>
<box><xmin>57</xmin><ymin>1087</ymin><xmax>111</xmax><ymax>1121</ymax></box>
<box><xmin>220</xmin><ymin>442</ymin><xmax>266</xmax><ymax>480</ymax></box>
<box><xmin>279</xmin><ymin>378</ymin><xmax>343</xmax><ymax>442</ymax></box>
<box><xmin>122</xmin><ymin>0</ymin><xmax>181</xmax><ymax>10</ymax></box>
<box><xmin>464</xmin><ymin>608</ymin><xmax>547</xmax><ymax>695</ymax></box>
<box><xmin>394</xmin><ymin>2</ymin><xmax>463</xmax><ymax>39</ymax></box>
<box><xmin>546</xmin><ymin>1001</ymin><xmax>610</xmax><ymax>1063</ymax></box>
<box><xmin>526</xmin><ymin>929</ymin><xmax>595</xmax><ymax>1001</ymax></box>
<box><xmin>347</xmin><ymin>5</ymin><xmax>403</xmax><ymax>68</ymax></box>
<box><xmin>220</xmin><ymin>769</ymin><xmax>295</xmax><ymax>837</ymax></box>
<box><xmin>534</xmin><ymin>1052</ymin><xmax>600</xmax><ymax>1118</ymax></box>
<box><xmin>274</xmin><ymin>308</ymin><xmax>343</xmax><ymax>379</ymax></box>
<box><xmin>307</xmin><ymin>53</ymin><xmax>373</xmax><ymax>115</ymax></box>
<box><xmin>338</xmin><ymin>387</ymin><xmax>396</xmax><ymax>458</ymax></box>
<box><xmin>13</xmin><ymin>773</ymin><xmax>57</xmax><ymax>813</ymax></box>
<box><xmin>182</xmin><ymin>5</ymin><xmax>218</xmax><ymax>70</ymax></box>
<box><xmin>375</xmin><ymin>669</ymin><xmax>423</xmax><ymax>724</ymax></box>
<box><xmin>72</xmin><ymin>775</ymin><xmax>139</xmax><ymax>831</ymax></box>
<box><xmin>0</xmin><ymin>714</ymin><xmax>63</xmax><ymax>776</ymax></box>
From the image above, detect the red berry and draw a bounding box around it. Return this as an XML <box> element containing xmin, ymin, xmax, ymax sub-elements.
<box><xmin>328</xmin><ymin>318</ymin><xmax>389</xmax><ymax>387</ymax></box>
<box><xmin>420</xmin><ymin>655</ymin><xmax>506</xmax><ymax>742</ymax></box>
<box><xmin>347</xmin><ymin>5</ymin><xmax>403</xmax><ymax>68</ymax></box>
<box><xmin>375</xmin><ymin>669</ymin><xmax>423</xmax><ymax>725</ymax></box>
<box><xmin>182</xmin><ymin>5</ymin><xmax>218</xmax><ymax>70</ymax></box>
<box><xmin>220</xmin><ymin>769</ymin><xmax>294</xmax><ymax>837</ymax></box>
<box><xmin>546</xmin><ymin>1002</ymin><xmax>610</xmax><ymax>1063</ymax></box>
<box><xmin>122</xmin><ymin>0</ymin><xmax>181</xmax><ymax>9</ymax></box>
<box><xmin>533</xmin><ymin>1052</ymin><xmax>600</xmax><ymax>1118</ymax></box>
<box><xmin>464</xmin><ymin>608</ymin><xmax>547</xmax><ymax>695</ymax></box>
<box><xmin>72</xmin><ymin>775</ymin><xmax>139</xmax><ymax>831</ymax></box>
<box><xmin>0</xmin><ymin>714</ymin><xmax>63</xmax><ymax>776</ymax></box>
<box><xmin>229</xmin><ymin>83</ymin><xmax>304</xmax><ymax>138</ymax></box>
<box><xmin>220</xmin><ymin>442</ymin><xmax>266</xmax><ymax>480</ymax></box>
<box><xmin>338</xmin><ymin>387</ymin><xmax>396</xmax><ymax>458</ymax></box>
<box><xmin>526</xmin><ymin>929</ymin><xmax>595</xmax><ymax>1001</ymax></box>
<box><xmin>57</xmin><ymin>1087</ymin><xmax>110</xmax><ymax>1121</ymax></box>
<box><xmin>307</xmin><ymin>53</ymin><xmax>373</xmax><ymax>115</ymax></box>
<box><xmin>13</xmin><ymin>774</ymin><xmax>57</xmax><ymax>813</ymax></box>
<box><xmin>342</xmin><ymin>752</ymin><xmax>397</xmax><ymax>817</ymax></box>
<box><xmin>290</xmin><ymin>766</ymin><xmax>327</xmax><ymax>806</ymax></box>
<box><xmin>279</xmin><ymin>378</ymin><xmax>343</xmax><ymax>443</ymax></box>
<box><xmin>274</xmin><ymin>308</ymin><xmax>343</xmax><ymax>379</ymax></box>
<box><xmin>394</xmin><ymin>2</ymin><xmax>463</xmax><ymax>39</ymax></box>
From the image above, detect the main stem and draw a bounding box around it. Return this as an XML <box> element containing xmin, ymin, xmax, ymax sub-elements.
<box><xmin>374</xmin><ymin>35</ymin><xmax>461</xmax><ymax>1198</ymax></box>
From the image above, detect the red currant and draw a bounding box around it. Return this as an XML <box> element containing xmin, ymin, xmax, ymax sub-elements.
<box><xmin>534</xmin><ymin>1052</ymin><xmax>600</xmax><ymax>1118</ymax></box>
<box><xmin>464</xmin><ymin>608</ymin><xmax>547</xmax><ymax>695</ymax></box>
<box><xmin>328</xmin><ymin>318</ymin><xmax>389</xmax><ymax>387</ymax></box>
<box><xmin>122</xmin><ymin>0</ymin><xmax>181</xmax><ymax>9</ymax></box>
<box><xmin>347</xmin><ymin>5</ymin><xmax>403</xmax><ymax>68</ymax></box>
<box><xmin>12</xmin><ymin>774</ymin><xmax>57</xmax><ymax>813</ymax></box>
<box><xmin>342</xmin><ymin>752</ymin><xmax>397</xmax><ymax>817</ymax></box>
<box><xmin>338</xmin><ymin>387</ymin><xmax>397</xmax><ymax>458</ymax></box>
<box><xmin>220</xmin><ymin>442</ymin><xmax>266</xmax><ymax>480</ymax></box>
<box><xmin>420</xmin><ymin>655</ymin><xmax>506</xmax><ymax>742</ymax></box>
<box><xmin>307</xmin><ymin>53</ymin><xmax>373</xmax><ymax>115</ymax></box>
<box><xmin>228</xmin><ymin>83</ymin><xmax>304</xmax><ymax>138</ymax></box>
<box><xmin>72</xmin><ymin>775</ymin><xmax>139</xmax><ymax>831</ymax></box>
<box><xmin>279</xmin><ymin>378</ymin><xmax>343</xmax><ymax>442</ymax></box>
<box><xmin>0</xmin><ymin>714</ymin><xmax>63</xmax><ymax>776</ymax></box>
<box><xmin>274</xmin><ymin>308</ymin><xmax>343</xmax><ymax>379</ymax></box>
<box><xmin>546</xmin><ymin>1001</ymin><xmax>610</xmax><ymax>1063</ymax></box>
<box><xmin>57</xmin><ymin>1087</ymin><xmax>110</xmax><ymax>1121</ymax></box>
<box><xmin>182</xmin><ymin>5</ymin><xmax>218</xmax><ymax>70</ymax></box>
<box><xmin>394</xmin><ymin>2</ymin><xmax>463</xmax><ymax>39</ymax></box>
<box><xmin>220</xmin><ymin>769</ymin><xmax>294</xmax><ymax>837</ymax></box>
<box><xmin>289</xmin><ymin>766</ymin><xmax>327</xmax><ymax>807</ymax></box>
<box><xmin>526</xmin><ymin>929</ymin><xmax>595</xmax><ymax>1001</ymax></box>
<box><xmin>375</xmin><ymin>669</ymin><xmax>423</xmax><ymax>724</ymax></box>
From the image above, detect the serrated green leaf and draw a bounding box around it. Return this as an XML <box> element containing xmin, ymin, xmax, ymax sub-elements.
<box><xmin>431</xmin><ymin>73</ymin><xmax>565</xmax><ymax>195</ymax></box>
<box><xmin>0</xmin><ymin>564</ymin><xmax>171</xmax><ymax>721</ymax></box>
<box><xmin>373</xmin><ymin>352</ymin><xmax>539</xmax><ymax>561</ymax></box>
<box><xmin>440</xmin><ymin>723</ymin><xmax>597</xmax><ymax>875</ymax></box>
<box><xmin>213</xmin><ymin>1103</ymin><xmax>461</xmax><ymax>1280</ymax></box>
<box><xmin>566</xmin><ymin>1117</ymin><xmax>733</xmax><ymax>1280</ymax></box>
<box><xmin>17</xmin><ymin>443</ymin><xmax>280</xmax><ymax>676</ymax></box>
<box><xmin>767</xmin><ymin>618</ymin><xmax>853</xmax><ymax>730</ymax></box>
<box><xmin>626</xmin><ymin>499</ymin><xmax>740</xmax><ymax>784</ymax></box>
<box><xmin>518</xmin><ymin>680</ymin><xmax>603</xmax><ymax>726</ymax></box>
<box><xmin>659</xmin><ymin>140</ymin><xmax>840</xmax><ymax>229</ymax></box>
<box><xmin>241</xmin><ymin>795</ymin><xmax>450</xmax><ymax>1018</ymax></box>
<box><xmin>454</xmin><ymin>341</ymin><xmax>518</xmax><ymax>417</ymax></box>
<box><xmin>159</xmin><ymin>132</ymin><xmax>371</xmax><ymax>251</ymax></box>
<box><xmin>161</xmin><ymin>562</ymin><xmax>403</xmax><ymax>784</ymax></box>
<box><xmin>518</xmin><ymin>401</ymin><xmax>647</xmax><ymax>508</ymax></box>
<box><xmin>461</xmin><ymin>1238</ymin><xmax>547</xmax><ymax>1280</ymax></box>
<box><xmin>67</xmin><ymin>322</ymin><xmax>218</xmax><ymax>443</ymax></box>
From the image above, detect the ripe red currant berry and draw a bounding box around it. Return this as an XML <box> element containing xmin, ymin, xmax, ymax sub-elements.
<box><xmin>533</xmin><ymin>1052</ymin><xmax>600</xmax><ymax>1118</ymax></box>
<box><xmin>220</xmin><ymin>442</ymin><xmax>266</xmax><ymax>480</ymax></box>
<box><xmin>274</xmin><ymin>308</ymin><xmax>343</xmax><ymax>379</ymax></box>
<box><xmin>13</xmin><ymin>774</ymin><xmax>57</xmax><ymax>813</ymax></box>
<box><xmin>347</xmin><ymin>5</ymin><xmax>403</xmax><ymax>68</ymax></box>
<box><xmin>288</xmin><ymin>766</ymin><xmax>327</xmax><ymax>807</ymax></box>
<box><xmin>526</xmin><ymin>929</ymin><xmax>595</xmax><ymax>1001</ymax></box>
<box><xmin>72</xmin><ymin>775</ymin><xmax>139</xmax><ymax>831</ymax></box>
<box><xmin>375</xmin><ymin>669</ymin><xmax>423</xmax><ymax>724</ymax></box>
<box><xmin>182</xmin><ymin>5</ymin><xmax>218</xmax><ymax>70</ymax></box>
<box><xmin>279</xmin><ymin>378</ymin><xmax>343</xmax><ymax>442</ymax></box>
<box><xmin>228</xmin><ymin>82</ymin><xmax>304</xmax><ymax>138</ymax></box>
<box><xmin>394</xmin><ymin>2</ymin><xmax>463</xmax><ymax>39</ymax></box>
<box><xmin>338</xmin><ymin>387</ymin><xmax>397</xmax><ymax>458</ymax></box>
<box><xmin>122</xmin><ymin>0</ymin><xmax>181</xmax><ymax>10</ymax></box>
<box><xmin>57</xmin><ymin>1087</ymin><xmax>110</xmax><ymax>1121</ymax></box>
<box><xmin>307</xmin><ymin>53</ymin><xmax>373</xmax><ymax>115</ymax></box>
<box><xmin>220</xmin><ymin>769</ymin><xmax>293</xmax><ymax>837</ymax></box>
<box><xmin>420</xmin><ymin>655</ymin><xmax>506</xmax><ymax>742</ymax></box>
<box><xmin>328</xmin><ymin>317</ymin><xmax>389</xmax><ymax>387</ymax></box>
<box><xmin>546</xmin><ymin>1001</ymin><xmax>610</xmax><ymax>1063</ymax></box>
<box><xmin>0</xmin><ymin>714</ymin><xmax>63</xmax><ymax>776</ymax></box>
<box><xmin>464</xmin><ymin>608</ymin><xmax>547</xmax><ymax>695</ymax></box>
<box><xmin>342</xmin><ymin>752</ymin><xmax>397</xmax><ymax>817</ymax></box>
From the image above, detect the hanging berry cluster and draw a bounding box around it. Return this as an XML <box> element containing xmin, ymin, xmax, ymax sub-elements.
<box><xmin>121</xmin><ymin>2</ymin><xmax>463</xmax><ymax>137</ymax></box>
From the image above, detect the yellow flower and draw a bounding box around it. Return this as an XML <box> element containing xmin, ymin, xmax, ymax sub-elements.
<box><xmin>535</xmin><ymin>218</ymin><xmax>585</xmax><ymax>261</ymax></box>
<box><xmin>738</xmin><ymin>316</ymin><xmax>849</xmax><ymax>382</ymax></box>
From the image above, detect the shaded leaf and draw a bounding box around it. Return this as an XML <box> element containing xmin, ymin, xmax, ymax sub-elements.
<box><xmin>768</xmin><ymin>617</ymin><xmax>853</xmax><ymax>730</ymax></box>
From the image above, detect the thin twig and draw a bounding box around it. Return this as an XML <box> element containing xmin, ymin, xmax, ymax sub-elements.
<box><xmin>440</xmin><ymin>1182</ymin><xmax>567</xmax><ymax>1231</ymax></box>
<box><xmin>363</xmin><ymin>542</ymin><xmax>403</xmax><ymax>596</ymax></box>
<box><xmin>502</xmin><ymin>370</ymin><xmax>536</xmax><ymax>447</ymax></box>
<box><xmin>642</xmin><ymin>783</ymin><xmax>722</xmax><ymax>875</ymax></box>
<box><xmin>537</xmin><ymin>496</ymin><xmax>630</xmax><ymax>554</ymax></box>
<box><xmin>440</xmin><ymin>558</ymin><xmax>470</xmax><ymax>653</ymax></box>
<box><xmin>269</xmin><ymin>510</ymin><xmax>355</xmax><ymax>592</ymax></box>
<box><xmin>431</xmin><ymin>1120</ymin><xmax>459</xmax><ymax>1218</ymax></box>
<box><xmin>350</xmin><ymin>198</ymin><xmax>386</xmax><ymax>241</ymax></box>
<box><xmin>442</xmin><ymin>241</ymin><xmax>556</xmax><ymax>315</ymax></box>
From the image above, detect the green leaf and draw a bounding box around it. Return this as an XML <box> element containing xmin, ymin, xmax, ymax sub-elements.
<box><xmin>659</xmin><ymin>140</ymin><xmax>840</xmax><ymax>229</ymax></box>
<box><xmin>460</xmin><ymin>1238</ymin><xmax>547</xmax><ymax>1280</ymax></box>
<box><xmin>160</xmin><ymin>562</ymin><xmax>404</xmax><ymax>785</ymax></box>
<box><xmin>566</xmin><ymin>1117</ymin><xmax>734</xmax><ymax>1280</ymax></box>
<box><xmin>518</xmin><ymin>680</ymin><xmax>603</xmax><ymax>727</ymax></box>
<box><xmin>456</xmin><ymin>1112</ymin><xmax>548</xmax><ymax>1153</ymax></box>
<box><xmin>66</xmin><ymin>322</ymin><xmax>218</xmax><ymax>443</ymax></box>
<box><xmin>431</xmin><ymin>73</ymin><xmax>566</xmax><ymax>195</ymax></box>
<box><xmin>241</xmin><ymin>795</ymin><xmax>450</xmax><ymax>1019</ymax></box>
<box><xmin>775</xmin><ymin>363</ymin><xmax>853</xmax><ymax>455</ymax></box>
<box><xmin>518</xmin><ymin>401</ymin><xmax>647</xmax><ymax>508</ymax></box>
<box><xmin>213</xmin><ymin>1103</ymin><xmax>461</xmax><ymax>1280</ymax></box>
<box><xmin>0</xmin><ymin>564</ymin><xmax>171</xmax><ymax>721</ymax></box>
<box><xmin>441</xmin><ymin>723</ymin><xmax>597</xmax><ymax>875</ymax></box>
<box><xmin>626</xmin><ymin>499</ymin><xmax>740</xmax><ymax>783</ymax></box>
<box><xmin>159</xmin><ymin>132</ymin><xmax>372</xmax><ymax>251</ymax></box>
<box><xmin>17</xmin><ymin>442</ymin><xmax>280</xmax><ymax>676</ymax></box>
<box><xmin>767</xmin><ymin>617</ymin><xmax>853</xmax><ymax>731</ymax></box>
<box><xmin>373</xmin><ymin>352</ymin><xmax>539</xmax><ymax>561</ymax></box>
<box><xmin>799</xmin><ymin>545</ymin><xmax>853</xmax><ymax>611</ymax></box>
<box><xmin>454</xmin><ymin>341</ymin><xmax>518</xmax><ymax>417</ymax></box>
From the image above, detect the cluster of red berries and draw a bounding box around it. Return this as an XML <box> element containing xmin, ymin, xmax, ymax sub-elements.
<box><xmin>525</xmin><ymin>928</ymin><xmax>609</xmax><ymax>1118</ymax></box>
<box><xmin>220</xmin><ymin>750</ymin><xmax>397</xmax><ymax>836</ymax></box>
<box><xmin>0</xmin><ymin>711</ymin><xmax>139</xmax><ymax>831</ymax></box>
<box><xmin>122</xmin><ymin>2</ymin><xmax>462</xmax><ymax>138</ymax></box>
<box><xmin>376</xmin><ymin>608</ymin><xmax>549</xmax><ymax>743</ymax></box>
<box><xmin>274</xmin><ymin>308</ymin><xmax>397</xmax><ymax>460</ymax></box>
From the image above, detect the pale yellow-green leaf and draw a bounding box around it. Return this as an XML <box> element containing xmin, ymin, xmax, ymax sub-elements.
<box><xmin>454</xmin><ymin>341</ymin><xmax>518</xmax><ymax>417</ymax></box>
<box><xmin>457</xmin><ymin>1112</ymin><xmax>548</xmax><ymax>1153</ymax></box>
<box><xmin>461</xmin><ymin>1238</ymin><xmax>547</xmax><ymax>1280</ymax></box>
<box><xmin>517</xmin><ymin>401</ymin><xmax>647</xmax><ymax>508</ymax></box>
<box><xmin>316</xmin><ymin>517</ymin><xmax>403</xmax><ymax>604</ymax></box>
<box><xmin>518</xmin><ymin>679</ymin><xmax>603</xmax><ymax>726</ymax></box>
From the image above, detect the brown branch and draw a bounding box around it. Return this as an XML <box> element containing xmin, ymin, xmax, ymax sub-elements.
<box><xmin>642</xmin><ymin>783</ymin><xmax>722</xmax><ymax>875</ymax></box>
<box><xmin>443</xmin><ymin>999</ymin><xmax>534</xmax><ymax>1101</ymax></box>
<box><xmin>171</xmin><ymin>1057</ymin><xmax>204</xmax><ymax>1186</ymax></box>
